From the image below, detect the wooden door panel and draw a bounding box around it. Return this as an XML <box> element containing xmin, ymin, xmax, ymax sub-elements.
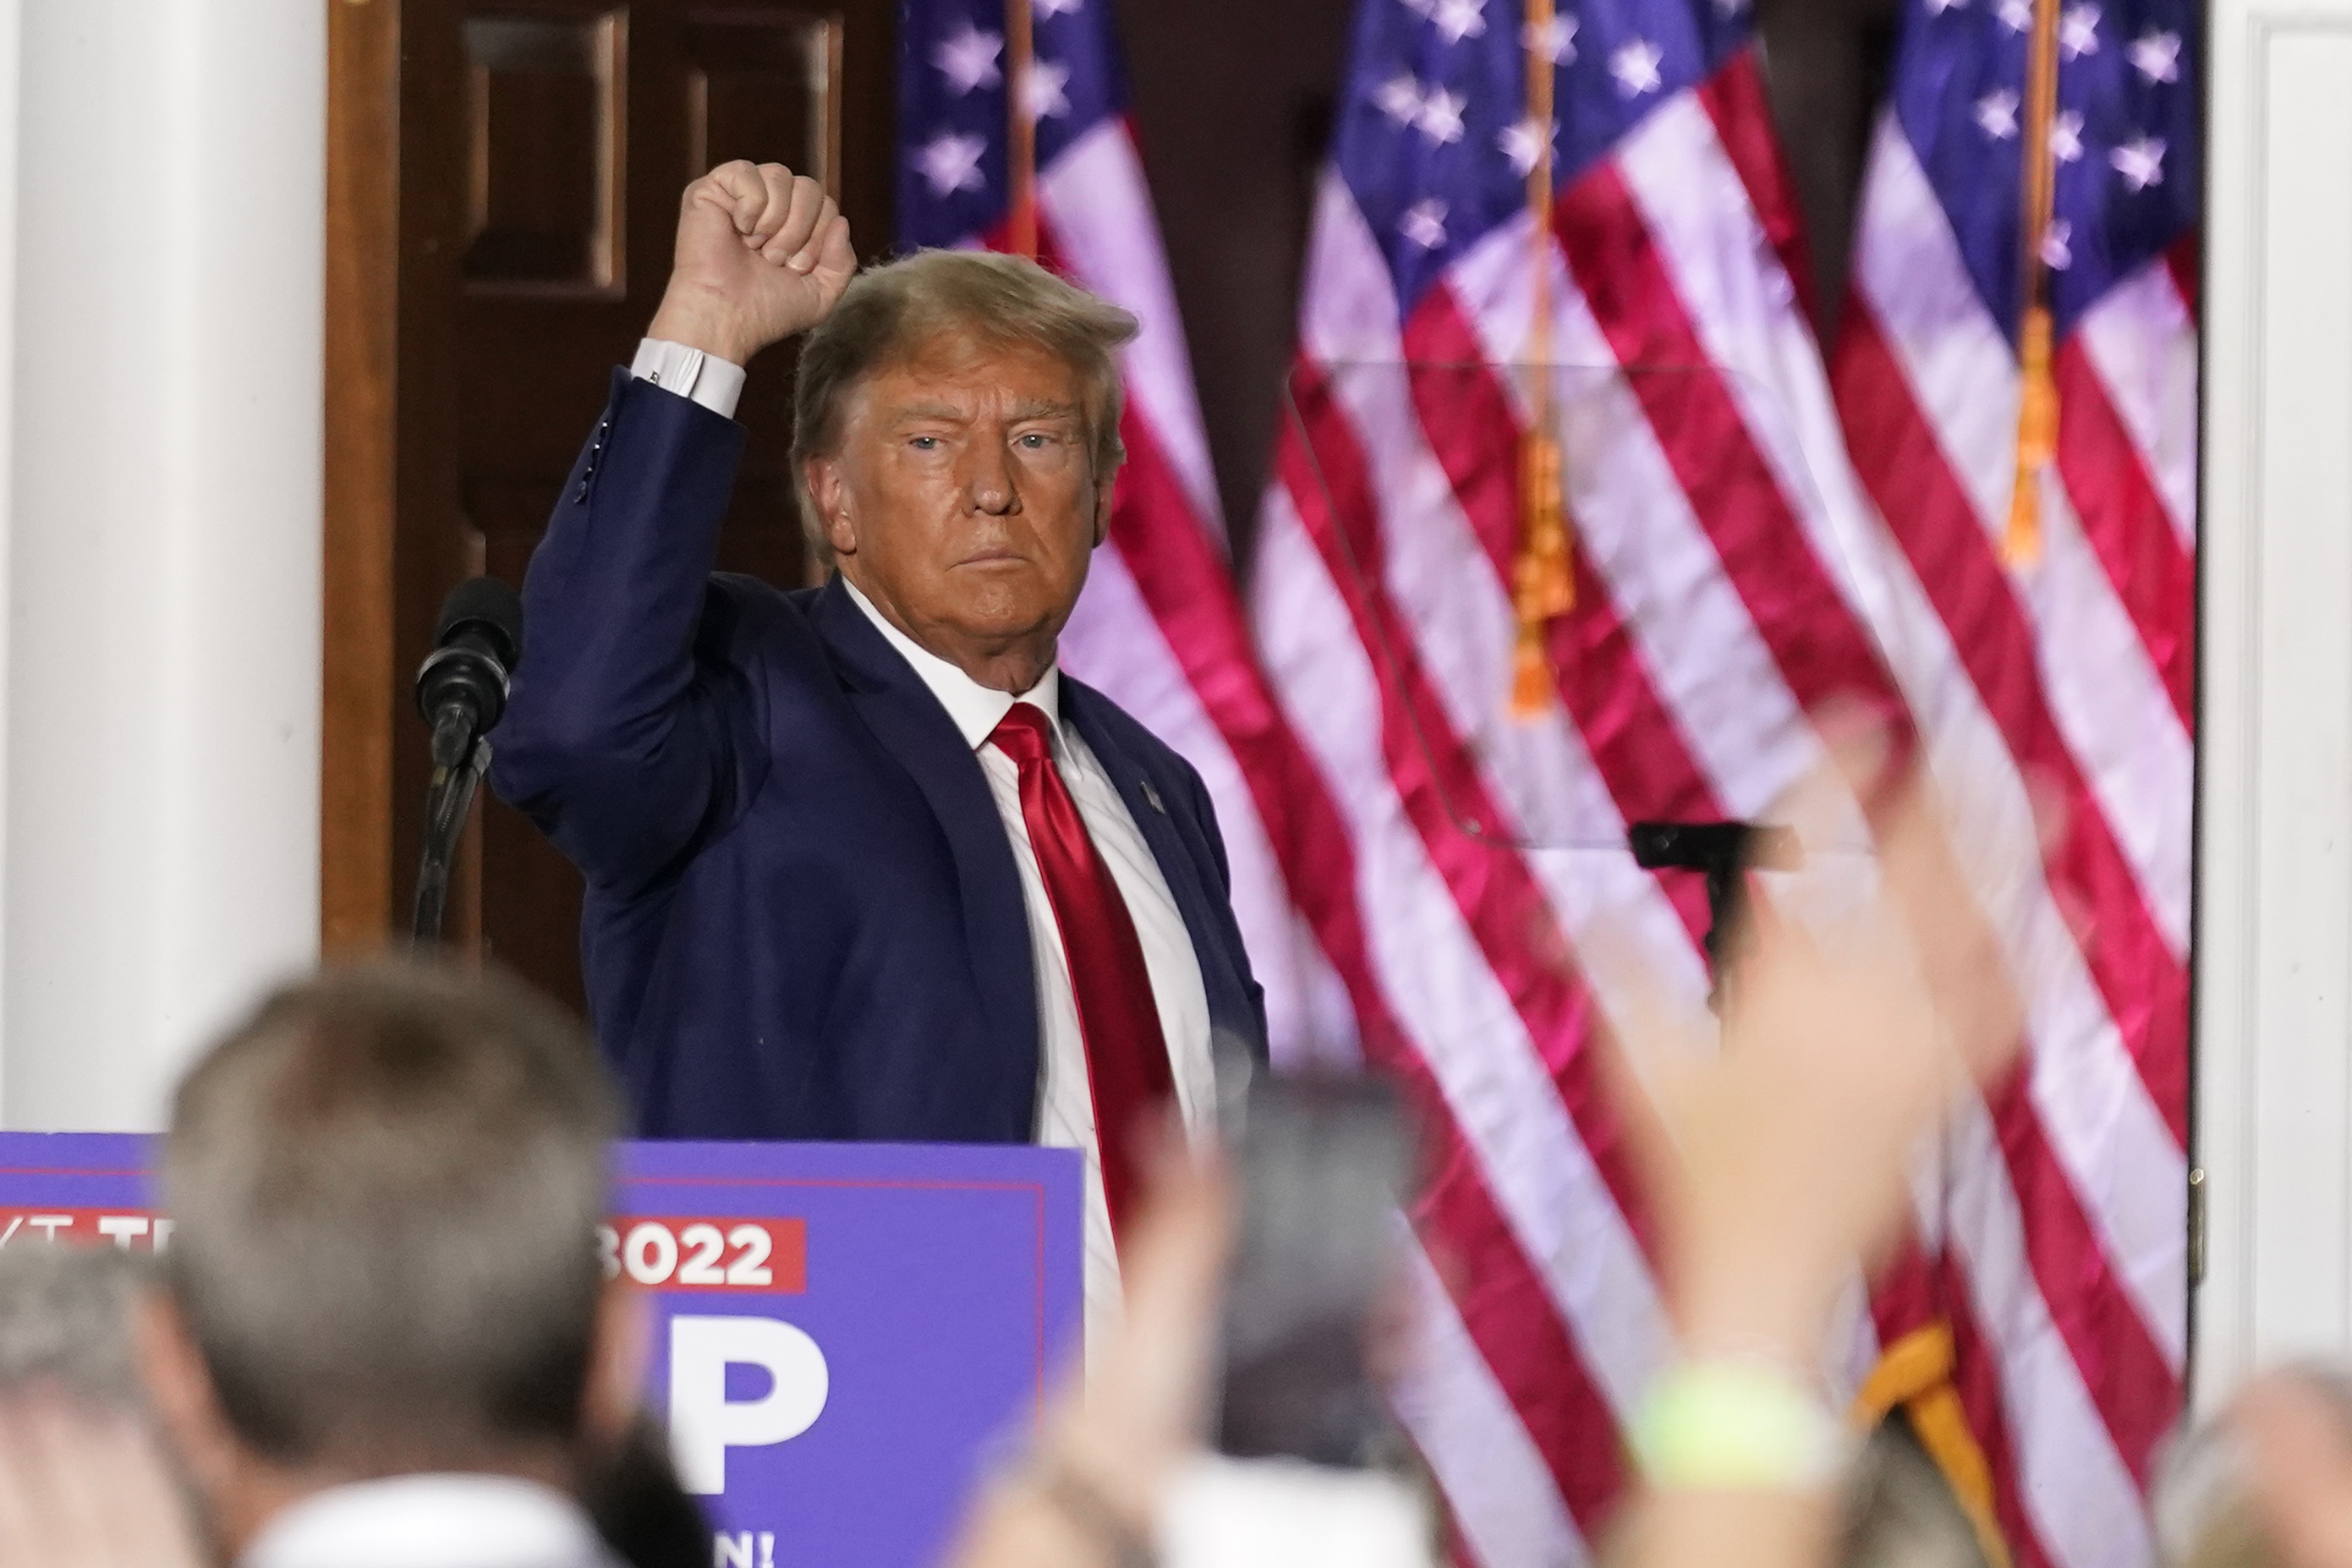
<box><xmin>462</xmin><ymin>10</ymin><xmax>628</xmax><ymax>293</ymax></box>
<box><xmin>377</xmin><ymin>0</ymin><xmax>896</xmax><ymax>1011</ymax></box>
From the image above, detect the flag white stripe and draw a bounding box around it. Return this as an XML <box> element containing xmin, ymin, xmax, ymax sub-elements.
<box><xmin>1946</xmin><ymin>1097</ymin><xmax>2162</xmax><ymax>1568</ymax></box>
<box><xmin>1827</xmin><ymin>400</ymin><xmax>2190</xmax><ymax>1362</ymax></box>
<box><xmin>1394</xmin><ymin>1239</ymin><xmax>1588</xmax><ymax>1568</ymax></box>
<box><xmin>1853</xmin><ymin>126</ymin><xmax>2193</xmax><ymax>962</ymax></box>
<box><xmin>2075</xmin><ymin>261</ymin><xmax>2200</xmax><ymax>549</ymax></box>
<box><xmin>1439</xmin><ymin>208</ymin><xmax>1835</xmax><ymax>826</ymax></box>
<box><xmin>1255</xmin><ymin>485</ymin><xmax>1672</xmax><ymax>1417</ymax></box>
<box><xmin>1039</xmin><ymin>120</ymin><xmax>1225</xmax><ymax>532</ymax></box>
<box><xmin>1615</xmin><ymin>96</ymin><xmax>1911</xmax><ymax>638</ymax></box>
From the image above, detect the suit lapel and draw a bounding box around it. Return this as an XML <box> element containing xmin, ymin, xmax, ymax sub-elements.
<box><xmin>814</xmin><ymin>578</ymin><xmax>1039</xmax><ymax>1071</ymax></box>
<box><xmin>1061</xmin><ymin>679</ymin><xmax>1257</xmax><ymax>1048</ymax></box>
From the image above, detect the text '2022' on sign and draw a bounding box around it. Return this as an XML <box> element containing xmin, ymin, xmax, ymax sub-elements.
<box><xmin>597</xmin><ymin>1216</ymin><xmax>806</xmax><ymax>1292</ymax></box>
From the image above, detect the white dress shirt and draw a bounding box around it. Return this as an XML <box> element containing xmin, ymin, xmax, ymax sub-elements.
<box><xmin>839</xmin><ymin>579</ymin><xmax>1218</xmax><ymax>1366</ymax></box>
<box><xmin>242</xmin><ymin>1473</ymin><xmax>618</xmax><ymax>1568</ymax></box>
<box><xmin>628</xmin><ymin>343</ymin><xmax>1218</xmax><ymax>1361</ymax></box>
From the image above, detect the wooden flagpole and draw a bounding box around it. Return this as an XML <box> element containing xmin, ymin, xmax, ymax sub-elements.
<box><xmin>1006</xmin><ymin>0</ymin><xmax>1038</xmax><ymax>258</ymax></box>
<box><xmin>2005</xmin><ymin>0</ymin><xmax>2063</xmax><ymax>567</ymax></box>
<box><xmin>1510</xmin><ymin>0</ymin><xmax>1573</xmax><ymax>719</ymax></box>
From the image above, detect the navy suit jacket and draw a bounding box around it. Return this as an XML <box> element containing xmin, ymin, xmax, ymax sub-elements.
<box><xmin>490</xmin><ymin>370</ymin><xmax>1268</xmax><ymax>1141</ymax></box>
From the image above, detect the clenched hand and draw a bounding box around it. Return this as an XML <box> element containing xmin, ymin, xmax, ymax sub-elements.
<box><xmin>647</xmin><ymin>161</ymin><xmax>856</xmax><ymax>367</ymax></box>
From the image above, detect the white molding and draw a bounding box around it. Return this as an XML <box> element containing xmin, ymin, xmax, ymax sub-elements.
<box><xmin>0</xmin><ymin>1</ymin><xmax>324</xmax><ymax>1129</ymax></box>
<box><xmin>2194</xmin><ymin>0</ymin><xmax>2352</xmax><ymax>1405</ymax></box>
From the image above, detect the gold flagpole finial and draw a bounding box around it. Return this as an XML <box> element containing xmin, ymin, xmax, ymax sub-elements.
<box><xmin>1510</xmin><ymin>0</ymin><xmax>1573</xmax><ymax>721</ymax></box>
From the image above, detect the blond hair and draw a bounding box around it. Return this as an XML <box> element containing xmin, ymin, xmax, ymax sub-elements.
<box><xmin>790</xmin><ymin>249</ymin><xmax>1139</xmax><ymax>564</ymax></box>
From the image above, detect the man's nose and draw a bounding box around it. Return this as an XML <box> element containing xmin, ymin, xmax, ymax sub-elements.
<box><xmin>959</xmin><ymin>440</ymin><xmax>1018</xmax><ymax>515</ymax></box>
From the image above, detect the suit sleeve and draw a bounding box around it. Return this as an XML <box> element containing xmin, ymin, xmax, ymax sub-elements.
<box><xmin>1176</xmin><ymin>758</ymin><xmax>1269</xmax><ymax>1046</ymax></box>
<box><xmin>488</xmin><ymin>369</ymin><xmax>769</xmax><ymax>896</ymax></box>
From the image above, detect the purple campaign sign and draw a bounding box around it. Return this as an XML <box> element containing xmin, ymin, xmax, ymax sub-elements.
<box><xmin>0</xmin><ymin>1132</ymin><xmax>1083</xmax><ymax>1568</ymax></box>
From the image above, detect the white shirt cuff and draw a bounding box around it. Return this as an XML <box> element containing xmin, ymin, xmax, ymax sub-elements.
<box><xmin>629</xmin><ymin>338</ymin><xmax>747</xmax><ymax>420</ymax></box>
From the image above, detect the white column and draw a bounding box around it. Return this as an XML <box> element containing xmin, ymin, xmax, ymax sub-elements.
<box><xmin>2196</xmin><ymin>0</ymin><xmax>2352</xmax><ymax>1403</ymax></box>
<box><xmin>0</xmin><ymin>0</ymin><xmax>324</xmax><ymax>1129</ymax></box>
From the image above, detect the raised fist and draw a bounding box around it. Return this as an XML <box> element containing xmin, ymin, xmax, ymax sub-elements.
<box><xmin>646</xmin><ymin>161</ymin><xmax>856</xmax><ymax>366</ymax></box>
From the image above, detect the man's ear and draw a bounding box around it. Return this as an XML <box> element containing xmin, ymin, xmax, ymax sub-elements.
<box><xmin>1089</xmin><ymin>464</ymin><xmax>1119</xmax><ymax>549</ymax></box>
<box><xmin>580</xmin><ymin>1279</ymin><xmax>651</xmax><ymax>1450</ymax></box>
<box><xmin>136</xmin><ymin>1287</ymin><xmax>241</xmax><ymax>1493</ymax></box>
<box><xmin>805</xmin><ymin>456</ymin><xmax>858</xmax><ymax>560</ymax></box>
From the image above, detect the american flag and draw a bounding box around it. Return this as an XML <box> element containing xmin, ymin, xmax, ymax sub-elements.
<box><xmin>1251</xmin><ymin>0</ymin><xmax>2194</xmax><ymax>1565</ymax></box>
<box><xmin>898</xmin><ymin>0</ymin><xmax>1339</xmax><ymax>1061</ymax></box>
<box><xmin>901</xmin><ymin>0</ymin><xmax>2196</xmax><ymax>1557</ymax></box>
<box><xmin>1830</xmin><ymin>0</ymin><xmax>2198</xmax><ymax>1560</ymax></box>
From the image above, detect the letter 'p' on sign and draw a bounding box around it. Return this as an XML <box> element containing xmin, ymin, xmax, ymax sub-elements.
<box><xmin>668</xmin><ymin>1316</ymin><xmax>831</xmax><ymax>1494</ymax></box>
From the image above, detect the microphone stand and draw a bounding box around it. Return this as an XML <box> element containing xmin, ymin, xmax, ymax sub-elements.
<box><xmin>1627</xmin><ymin>820</ymin><xmax>1802</xmax><ymax>1014</ymax></box>
<box><xmin>411</xmin><ymin>709</ymin><xmax>492</xmax><ymax>946</ymax></box>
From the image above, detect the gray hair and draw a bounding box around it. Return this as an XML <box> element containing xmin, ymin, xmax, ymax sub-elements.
<box><xmin>159</xmin><ymin>960</ymin><xmax>621</xmax><ymax>1467</ymax></box>
<box><xmin>2147</xmin><ymin>1362</ymin><xmax>2352</xmax><ymax>1568</ymax></box>
<box><xmin>789</xmin><ymin>249</ymin><xmax>1139</xmax><ymax>565</ymax></box>
<box><xmin>0</xmin><ymin>1243</ymin><xmax>151</xmax><ymax>1412</ymax></box>
<box><xmin>1835</xmin><ymin>1417</ymin><xmax>1991</xmax><ymax>1568</ymax></box>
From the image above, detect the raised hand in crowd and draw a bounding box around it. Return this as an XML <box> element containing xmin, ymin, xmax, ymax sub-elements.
<box><xmin>0</xmin><ymin>1395</ymin><xmax>204</xmax><ymax>1568</ymax></box>
<box><xmin>1611</xmin><ymin>721</ymin><xmax>2032</xmax><ymax>1568</ymax></box>
<box><xmin>947</xmin><ymin>1140</ymin><xmax>1234</xmax><ymax>1568</ymax></box>
<box><xmin>646</xmin><ymin>159</ymin><xmax>857</xmax><ymax>368</ymax></box>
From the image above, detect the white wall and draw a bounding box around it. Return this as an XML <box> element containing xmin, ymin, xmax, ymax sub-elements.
<box><xmin>2195</xmin><ymin>0</ymin><xmax>2352</xmax><ymax>1404</ymax></box>
<box><xmin>0</xmin><ymin>1</ymin><xmax>324</xmax><ymax>1128</ymax></box>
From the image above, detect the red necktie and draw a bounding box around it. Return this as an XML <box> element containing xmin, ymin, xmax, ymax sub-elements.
<box><xmin>988</xmin><ymin>701</ymin><xmax>1176</xmax><ymax>1243</ymax></box>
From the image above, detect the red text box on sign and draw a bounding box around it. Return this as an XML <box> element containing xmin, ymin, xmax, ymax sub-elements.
<box><xmin>0</xmin><ymin>1208</ymin><xmax>168</xmax><ymax>1250</ymax></box>
<box><xmin>598</xmin><ymin>1216</ymin><xmax>805</xmax><ymax>1293</ymax></box>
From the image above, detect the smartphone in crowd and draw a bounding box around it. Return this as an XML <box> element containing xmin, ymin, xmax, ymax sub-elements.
<box><xmin>1211</xmin><ymin>1050</ymin><xmax>1416</xmax><ymax>1470</ymax></box>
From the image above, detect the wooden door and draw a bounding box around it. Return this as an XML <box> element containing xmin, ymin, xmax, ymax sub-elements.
<box><xmin>326</xmin><ymin>0</ymin><xmax>897</xmax><ymax>1013</ymax></box>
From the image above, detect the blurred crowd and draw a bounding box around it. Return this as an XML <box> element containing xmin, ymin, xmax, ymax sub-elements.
<box><xmin>0</xmin><ymin>730</ymin><xmax>2333</xmax><ymax>1568</ymax></box>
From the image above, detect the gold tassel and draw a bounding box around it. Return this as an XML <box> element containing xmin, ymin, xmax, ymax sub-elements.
<box><xmin>1509</xmin><ymin>430</ymin><xmax>1572</xmax><ymax>719</ymax></box>
<box><xmin>1510</xmin><ymin>626</ymin><xmax>1554</xmax><ymax>718</ymax></box>
<box><xmin>2004</xmin><ymin>304</ymin><xmax>2055</xmax><ymax>569</ymax></box>
<box><xmin>1853</xmin><ymin>1324</ymin><xmax>2014</xmax><ymax>1568</ymax></box>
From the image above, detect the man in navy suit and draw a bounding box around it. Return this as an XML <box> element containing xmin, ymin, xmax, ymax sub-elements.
<box><xmin>491</xmin><ymin>162</ymin><xmax>1266</xmax><ymax>1336</ymax></box>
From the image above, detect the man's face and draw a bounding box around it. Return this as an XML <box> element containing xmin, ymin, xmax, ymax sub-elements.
<box><xmin>809</xmin><ymin>328</ymin><xmax>1109</xmax><ymax>677</ymax></box>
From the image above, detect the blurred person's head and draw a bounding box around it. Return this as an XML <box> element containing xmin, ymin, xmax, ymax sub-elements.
<box><xmin>0</xmin><ymin>1242</ymin><xmax>151</xmax><ymax>1412</ymax></box>
<box><xmin>793</xmin><ymin>249</ymin><xmax>1138</xmax><ymax>693</ymax></box>
<box><xmin>2151</xmin><ymin>1362</ymin><xmax>2352</xmax><ymax>1568</ymax></box>
<box><xmin>1835</xmin><ymin>1417</ymin><xmax>1990</xmax><ymax>1568</ymax></box>
<box><xmin>137</xmin><ymin>961</ymin><xmax>638</xmax><ymax>1558</ymax></box>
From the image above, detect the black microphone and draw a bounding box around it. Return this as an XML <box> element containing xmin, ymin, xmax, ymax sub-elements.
<box><xmin>414</xmin><ymin>577</ymin><xmax>524</xmax><ymax>772</ymax></box>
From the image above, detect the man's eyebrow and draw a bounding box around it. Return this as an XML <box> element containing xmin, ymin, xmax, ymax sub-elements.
<box><xmin>883</xmin><ymin>401</ymin><xmax>973</xmax><ymax>424</ymax></box>
<box><xmin>1006</xmin><ymin>399</ymin><xmax>1082</xmax><ymax>421</ymax></box>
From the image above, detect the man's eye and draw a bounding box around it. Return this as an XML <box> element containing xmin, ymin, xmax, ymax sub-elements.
<box><xmin>908</xmin><ymin>436</ymin><xmax>940</xmax><ymax>451</ymax></box>
<box><xmin>1017</xmin><ymin>433</ymin><xmax>1052</xmax><ymax>449</ymax></box>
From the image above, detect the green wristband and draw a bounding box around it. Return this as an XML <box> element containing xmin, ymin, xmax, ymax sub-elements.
<box><xmin>1631</xmin><ymin>1359</ymin><xmax>1850</xmax><ymax>1491</ymax></box>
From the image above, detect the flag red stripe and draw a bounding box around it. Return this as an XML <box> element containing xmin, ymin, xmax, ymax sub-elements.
<box><xmin>1400</xmin><ymin>288</ymin><xmax>1719</xmax><ymax>941</ymax></box>
<box><xmin>1110</xmin><ymin>412</ymin><xmax>1631</xmax><ymax>1527</ymax></box>
<box><xmin>2164</xmin><ymin>230</ymin><xmax>2199</xmax><ymax>325</ymax></box>
<box><xmin>1282</xmin><ymin>361</ymin><xmax>1658</xmax><ymax>1251</ymax></box>
<box><xmin>1944</xmin><ymin>1257</ymin><xmax>2059</xmax><ymax>1568</ymax></box>
<box><xmin>1695</xmin><ymin>55</ymin><xmax>1821</xmax><ymax>337</ymax></box>
<box><xmin>1834</xmin><ymin>304</ymin><xmax>2190</xmax><ymax>1143</ymax></box>
<box><xmin>1987</xmin><ymin>1068</ymin><xmax>2180</xmax><ymax>1483</ymax></box>
<box><xmin>1834</xmin><ymin>305</ymin><xmax>2185</xmax><ymax>1481</ymax></box>
<box><xmin>1549</xmin><ymin>162</ymin><xmax>1912</xmax><ymax>739</ymax></box>
<box><xmin>2053</xmin><ymin>337</ymin><xmax>2195</xmax><ymax>722</ymax></box>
